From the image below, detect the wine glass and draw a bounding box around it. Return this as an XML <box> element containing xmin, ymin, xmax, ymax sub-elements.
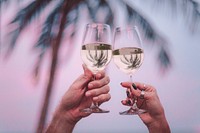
<box><xmin>113</xmin><ymin>26</ymin><xmax>146</xmax><ymax>115</ymax></box>
<box><xmin>80</xmin><ymin>23</ymin><xmax>112</xmax><ymax>113</ymax></box>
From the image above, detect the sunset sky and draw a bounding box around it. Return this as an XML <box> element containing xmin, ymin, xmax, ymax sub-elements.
<box><xmin>1</xmin><ymin>1</ymin><xmax>200</xmax><ymax>133</ymax></box>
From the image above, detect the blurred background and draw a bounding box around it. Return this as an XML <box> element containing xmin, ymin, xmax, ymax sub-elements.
<box><xmin>0</xmin><ymin>0</ymin><xmax>200</xmax><ymax>133</ymax></box>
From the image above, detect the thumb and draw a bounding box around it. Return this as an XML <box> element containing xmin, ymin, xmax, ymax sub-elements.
<box><xmin>71</xmin><ymin>65</ymin><xmax>93</xmax><ymax>90</ymax></box>
<box><xmin>82</xmin><ymin>64</ymin><xmax>93</xmax><ymax>78</ymax></box>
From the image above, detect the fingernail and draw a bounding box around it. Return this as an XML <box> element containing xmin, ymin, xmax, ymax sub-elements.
<box><xmin>93</xmin><ymin>97</ymin><xmax>98</xmax><ymax>101</ymax></box>
<box><xmin>132</xmin><ymin>83</ymin><xmax>137</xmax><ymax>90</ymax></box>
<box><xmin>85</xmin><ymin>91</ymin><xmax>91</xmax><ymax>97</ymax></box>
<box><xmin>96</xmin><ymin>73</ymin><xmax>101</xmax><ymax>79</ymax></box>
<box><xmin>121</xmin><ymin>100</ymin><xmax>125</xmax><ymax>104</ymax></box>
<box><xmin>127</xmin><ymin>99</ymin><xmax>132</xmax><ymax>106</ymax></box>
<box><xmin>126</xmin><ymin>90</ymin><xmax>131</xmax><ymax>98</ymax></box>
<box><xmin>88</xmin><ymin>83</ymin><xmax>93</xmax><ymax>88</ymax></box>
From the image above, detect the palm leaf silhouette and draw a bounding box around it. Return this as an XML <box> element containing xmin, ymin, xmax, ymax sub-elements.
<box><xmin>149</xmin><ymin>0</ymin><xmax>200</xmax><ymax>32</ymax></box>
<box><xmin>1</xmin><ymin>0</ymin><xmax>200</xmax><ymax>132</ymax></box>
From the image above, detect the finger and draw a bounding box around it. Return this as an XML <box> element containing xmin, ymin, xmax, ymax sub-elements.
<box><xmin>120</xmin><ymin>82</ymin><xmax>153</xmax><ymax>100</ymax></box>
<box><xmin>130</xmin><ymin>84</ymin><xmax>144</xmax><ymax>97</ymax></box>
<box><xmin>120</xmin><ymin>82</ymin><xmax>132</xmax><ymax>89</ymax></box>
<box><xmin>95</xmin><ymin>70</ymin><xmax>106</xmax><ymax>80</ymax></box>
<box><xmin>120</xmin><ymin>82</ymin><xmax>135</xmax><ymax>98</ymax></box>
<box><xmin>126</xmin><ymin>89</ymin><xmax>132</xmax><ymax>98</ymax></box>
<box><xmin>82</xmin><ymin>64</ymin><xmax>93</xmax><ymax>78</ymax></box>
<box><xmin>93</xmin><ymin>93</ymin><xmax>111</xmax><ymax>104</ymax></box>
<box><xmin>121</xmin><ymin>98</ymin><xmax>145</xmax><ymax>108</ymax></box>
<box><xmin>85</xmin><ymin>85</ymin><xmax>110</xmax><ymax>97</ymax></box>
<box><xmin>69</xmin><ymin>65</ymin><xmax>93</xmax><ymax>90</ymax></box>
<box><xmin>88</xmin><ymin>76</ymin><xmax>110</xmax><ymax>90</ymax></box>
<box><xmin>121</xmin><ymin>99</ymin><xmax>127</xmax><ymax>105</ymax></box>
<box><xmin>71</xmin><ymin>74</ymin><xmax>91</xmax><ymax>90</ymax></box>
<box><xmin>121</xmin><ymin>81</ymin><xmax>154</xmax><ymax>92</ymax></box>
<box><xmin>121</xmin><ymin>82</ymin><xmax>153</xmax><ymax>91</ymax></box>
<box><xmin>130</xmin><ymin>85</ymin><xmax>153</xmax><ymax>100</ymax></box>
<box><xmin>133</xmin><ymin>82</ymin><xmax>154</xmax><ymax>91</ymax></box>
<box><xmin>121</xmin><ymin>98</ymin><xmax>134</xmax><ymax>106</ymax></box>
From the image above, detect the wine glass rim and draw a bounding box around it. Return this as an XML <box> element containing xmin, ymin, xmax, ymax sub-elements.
<box><xmin>86</xmin><ymin>23</ymin><xmax>110</xmax><ymax>28</ymax></box>
<box><xmin>115</xmin><ymin>26</ymin><xmax>138</xmax><ymax>31</ymax></box>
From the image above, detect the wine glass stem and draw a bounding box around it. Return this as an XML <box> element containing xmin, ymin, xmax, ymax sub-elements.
<box><xmin>129</xmin><ymin>74</ymin><xmax>138</xmax><ymax>110</ymax></box>
<box><xmin>92</xmin><ymin>74</ymin><xmax>99</xmax><ymax>108</ymax></box>
<box><xmin>129</xmin><ymin>74</ymin><xmax>133</xmax><ymax>82</ymax></box>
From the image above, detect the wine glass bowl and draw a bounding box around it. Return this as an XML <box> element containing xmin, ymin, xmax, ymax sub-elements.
<box><xmin>80</xmin><ymin>23</ymin><xmax>112</xmax><ymax>113</ymax></box>
<box><xmin>112</xmin><ymin>47</ymin><xmax>144</xmax><ymax>75</ymax></box>
<box><xmin>81</xmin><ymin>43</ymin><xmax>112</xmax><ymax>74</ymax></box>
<box><xmin>112</xmin><ymin>26</ymin><xmax>146</xmax><ymax>115</ymax></box>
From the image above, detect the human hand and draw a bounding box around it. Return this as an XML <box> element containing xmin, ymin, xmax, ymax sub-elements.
<box><xmin>120</xmin><ymin>82</ymin><xmax>170</xmax><ymax>133</ymax></box>
<box><xmin>46</xmin><ymin>65</ymin><xmax>111</xmax><ymax>133</ymax></box>
<box><xmin>57</xmin><ymin>65</ymin><xmax>111</xmax><ymax>124</ymax></box>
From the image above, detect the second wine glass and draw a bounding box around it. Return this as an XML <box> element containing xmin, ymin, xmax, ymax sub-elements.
<box><xmin>80</xmin><ymin>23</ymin><xmax>112</xmax><ymax>113</ymax></box>
<box><xmin>113</xmin><ymin>26</ymin><xmax>146</xmax><ymax>115</ymax></box>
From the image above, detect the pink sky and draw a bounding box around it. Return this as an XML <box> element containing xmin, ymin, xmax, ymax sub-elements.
<box><xmin>1</xmin><ymin>1</ymin><xmax>200</xmax><ymax>133</ymax></box>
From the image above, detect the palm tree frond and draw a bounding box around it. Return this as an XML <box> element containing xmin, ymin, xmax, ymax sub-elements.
<box><xmin>149</xmin><ymin>0</ymin><xmax>200</xmax><ymax>32</ymax></box>
<box><xmin>0</xmin><ymin>0</ymin><xmax>9</xmax><ymax>5</ymax></box>
<box><xmin>10</xmin><ymin>0</ymin><xmax>52</xmax><ymax>28</ymax></box>
<box><xmin>5</xmin><ymin>0</ymin><xmax>53</xmax><ymax>57</ymax></box>
<box><xmin>123</xmin><ymin>2</ymin><xmax>158</xmax><ymax>41</ymax></box>
<box><xmin>35</xmin><ymin>1</ymin><xmax>62</xmax><ymax>50</ymax></box>
<box><xmin>4</xmin><ymin>28</ymin><xmax>20</xmax><ymax>58</ymax></box>
<box><xmin>32</xmin><ymin>51</ymin><xmax>45</xmax><ymax>84</ymax></box>
<box><xmin>98</xmin><ymin>0</ymin><xmax>114</xmax><ymax>27</ymax></box>
<box><xmin>33</xmin><ymin>1</ymin><xmax>63</xmax><ymax>79</ymax></box>
<box><xmin>187</xmin><ymin>0</ymin><xmax>200</xmax><ymax>32</ymax></box>
<box><xmin>85</xmin><ymin>0</ymin><xmax>99</xmax><ymax>21</ymax></box>
<box><xmin>0</xmin><ymin>0</ymin><xmax>19</xmax><ymax>6</ymax></box>
<box><xmin>65</xmin><ymin>6</ymin><xmax>79</xmax><ymax>28</ymax></box>
<box><xmin>65</xmin><ymin>8</ymin><xmax>79</xmax><ymax>39</ymax></box>
<box><xmin>158</xmin><ymin>45</ymin><xmax>171</xmax><ymax>73</ymax></box>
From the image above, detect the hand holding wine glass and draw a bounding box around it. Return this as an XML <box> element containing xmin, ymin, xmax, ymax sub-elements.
<box><xmin>80</xmin><ymin>23</ymin><xmax>112</xmax><ymax>113</ymax></box>
<box><xmin>113</xmin><ymin>26</ymin><xmax>146</xmax><ymax>115</ymax></box>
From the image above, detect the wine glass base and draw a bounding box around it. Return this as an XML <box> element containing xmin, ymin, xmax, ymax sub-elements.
<box><xmin>80</xmin><ymin>106</ymin><xmax>109</xmax><ymax>113</ymax></box>
<box><xmin>119</xmin><ymin>108</ymin><xmax>146</xmax><ymax>115</ymax></box>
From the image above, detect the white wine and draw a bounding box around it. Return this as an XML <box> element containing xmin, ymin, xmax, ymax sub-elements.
<box><xmin>81</xmin><ymin>43</ymin><xmax>112</xmax><ymax>74</ymax></box>
<box><xmin>113</xmin><ymin>47</ymin><xmax>144</xmax><ymax>75</ymax></box>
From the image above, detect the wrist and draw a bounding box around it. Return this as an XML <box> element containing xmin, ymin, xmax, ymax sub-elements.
<box><xmin>45</xmin><ymin>107</ymin><xmax>80</xmax><ymax>133</ymax></box>
<box><xmin>146</xmin><ymin>115</ymin><xmax>170</xmax><ymax>133</ymax></box>
<box><xmin>57</xmin><ymin>105</ymin><xmax>81</xmax><ymax>126</ymax></box>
